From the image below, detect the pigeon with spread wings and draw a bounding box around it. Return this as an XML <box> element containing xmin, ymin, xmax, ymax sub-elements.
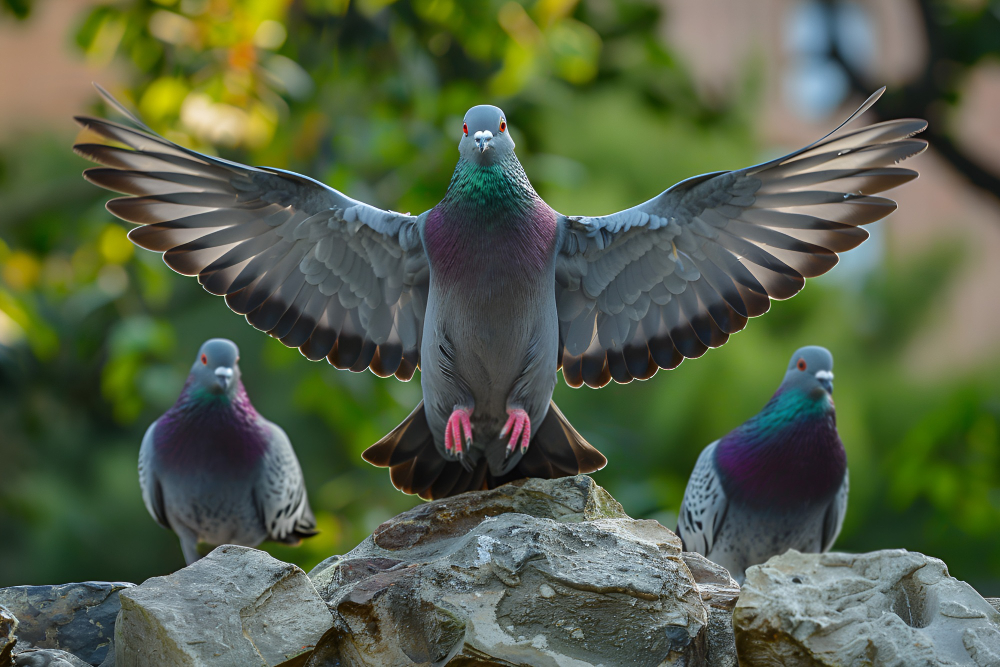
<box><xmin>75</xmin><ymin>86</ymin><xmax>925</xmax><ymax>499</ymax></box>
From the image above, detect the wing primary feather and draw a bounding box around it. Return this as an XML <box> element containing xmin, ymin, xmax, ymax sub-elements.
<box><xmin>561</xmin><ymin>352</ymin><xmax>585</xmax><ymax>388</ymax></box>
<box><xmin>606</xmin><ymin>350</ymin><xmax>634</xmax><ymax>384</ymax></box>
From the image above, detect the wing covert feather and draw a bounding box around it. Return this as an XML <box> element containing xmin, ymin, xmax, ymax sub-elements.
<box><xmin>677</xmin><ymin>441</ymin><xmax>729</xmax><ymax>557</ymax></box>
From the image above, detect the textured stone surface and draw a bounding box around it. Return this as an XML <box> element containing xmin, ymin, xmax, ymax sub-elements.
<box><xmin>1</xmin><ymin>606</ymin><xmax>16</xmax><ymax>667</ymax></box>
<box><xmin>682</xmin><ymin>553</ymin><xmax>739</xmax><ymax>667</ymax></box>
<box><xmin>735</xmin><ymin>549</ymin><xmax>1000</xmax><ymax>666</ymax></box>
<box><xmin>13</xmin><ymin>649</ymin><xmax>92</xmax><ymax>667</ymax></box>
<box><xmin>0</xmin><ymin>582</ymin><xmax>132</xmax><ymax>666</ymax></box>
<box><xmin>97</xmin><ymin>638</ymin><xmax>114</xmax><ymax>667</ymax></box>
<box><xmin>308</xmin><ymin>475</ymin><xmax>726</xmax><ymax>666</ymax></box>
<box><xmin>115</xmin><ymin>545</ymin><xmax>332</xmax><ymax>667</ymax></box>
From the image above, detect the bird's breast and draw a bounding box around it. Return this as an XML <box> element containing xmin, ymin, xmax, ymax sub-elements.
<box><xmin>424</xmin><ymin>202</ymin><xmax>559</xmax><ymax>290</ymax></box>
<box><xmin>715</xmin><ymin>414</ymin><xmax>846</xmax><ymax>509</ymax></box>
<box><xmin>154</xmin><ymin>401</ymin><xmax>269</xmax><ymax>475</ymax></box>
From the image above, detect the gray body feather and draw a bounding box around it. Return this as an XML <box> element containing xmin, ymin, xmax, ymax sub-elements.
<box><xmin>420</xmin><ymin>253</ymin><xmax>559</xmax><ymax>476</ymax></box>
<box><xmin>138</xmin><ymin>339</ymin><xmax>316</xmax><ymax>565</ymax></box>
<box><xmin>676</xmin><ymin>440</ymin><xmax>849</xmax><ymax>584</ymax></box>
<box><xmin>140</xmin><ymin>417</ymin><xmax>315</xmax><ymax>565</ymax></box>
<box><xmin>676</xmin><ymin>346</ymin><xmax>848</xmax><ymax>584</ymax></box>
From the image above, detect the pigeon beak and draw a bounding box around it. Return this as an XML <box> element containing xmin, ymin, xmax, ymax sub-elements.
<box><xmin>474</xmin><ymin>130</ymin><xmax>493</xmax><ymax>153</ymax></box>
<box><xmin>815</xmin><ymin>370</ymin><xmax>834</xmax><ymax>395</ymax></box>
<box><xmin>214</xmin><ymin>366</ymin><xmax>234</xmax><ymax>391</ymax></box>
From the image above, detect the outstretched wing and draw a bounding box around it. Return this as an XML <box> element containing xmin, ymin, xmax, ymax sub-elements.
<box><xmin>676</xmin><ymin>440</ymin><xmax>729</xmax><ymax>557</ymax></box>
<box><xmin>74</xmin><ymin>86</ymin><xmax>428</xmax><ymax>379</ymax></box>
<box><xmin>555</xmin><ymin>88</ymin><xmax>927</xmax><ymax>387</ymax></box>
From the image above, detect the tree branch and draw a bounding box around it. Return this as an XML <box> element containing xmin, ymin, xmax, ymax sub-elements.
<box><xmin>821</xmin><ymin>0</ymin><xmax>1000</xmax><ymax>201</ymax></box>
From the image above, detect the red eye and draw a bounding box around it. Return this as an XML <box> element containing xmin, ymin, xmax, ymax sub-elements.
<box><xmin>797</xmin><ymin>359</ymin><xmax>807</xmax><ymax>371</ymax></box>
<box><xmin>201</xmin><ymin>354</ymin><xmax>208</xmax><ymax>365</ymax></box>
<box><xmin>463</xmin><ymin>123</ymin><xmax>468</xmax><ymax>136</ymax></box>
<box><xmin>499</xmin><ymin>119</ymin><xmax>506</xmax><ymax>133</ymax></box>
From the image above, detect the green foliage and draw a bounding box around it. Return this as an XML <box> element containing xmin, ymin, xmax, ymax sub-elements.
<box><xmin>1</xmin><ymin>0</ymin><xmax>999</xmax><ymax>594</ymax></box>
<box><xmin>1</xmin><ymin>0</ymin><xmax>30</xmax><ymax>19</ymax></box>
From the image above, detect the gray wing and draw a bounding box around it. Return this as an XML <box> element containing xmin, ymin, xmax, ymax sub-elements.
<box><xmin>254</xmin><ymin>421</ymin><xmax>316</xmax><ymax>543</ymax></box>
<box><xmin>821</xmin><ymin>469</ymin><xmax>849</xmax><ymax>552</ymax></box>
<box><xmin>138</xmin><ymin>420</ymin><xmax>169</xmax><ymax>529</ymax></box>
<box><xmin>75</xmin><ymin>86</ymin><xmax>427</xmax><ymax>380</ymax></box>
<box><xmin>555</xmin><ymin>88</ymin><xmax>927</xmax><ymax>387</ymax></box>
<box><xmin>676</xmin><ymin>440</ymin><xmax>729</xmax><ymax>557</ymax></box>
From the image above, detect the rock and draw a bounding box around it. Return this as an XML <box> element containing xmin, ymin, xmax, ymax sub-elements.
<box><xmin>308</xmin><ymin>475</ymin><xmax>727</xmax><ymax>667</ymax></box>
<box><xmin>988</xmin><ymin>598</ymin><xmax>1000</xmax><ymax>615</ymax></box>
<box><xmin>682</xmin><ymin>553</ymin><xmax>739</xmax><ymax>667</ymax></box>
<box><xmin>734</xmin><ymin>548</ymin><xmax>1000</xmax><ymax>667</ymax></box>
<box><xmin>2</xmin><ymin>606</ymin><xmax>16</xmax><ymax>667</ymax></box>
<box><xmin>0</xmin><ymin>583</ymin><xmax>132</xmax><ymax>666</ymax></box>
<box><xmin>13</xmin><ymin>649</ymin><xmax>91</xmax><ymax>667</ymax></box>
<box><xmin>96</xmin><ymin>638</ymin><xmax>113</xmax><ymax>667</ymax></box>
<box><xmin>115</xmin><ymin>545</ymin><xmax>332</xmax><ymax>667</ymax></box>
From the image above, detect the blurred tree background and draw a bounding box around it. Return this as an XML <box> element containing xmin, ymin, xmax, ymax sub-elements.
<box><xmin>2</xmin><ymin>0</ymin><xmax>1000</xmax><ymax>593</ymax></box>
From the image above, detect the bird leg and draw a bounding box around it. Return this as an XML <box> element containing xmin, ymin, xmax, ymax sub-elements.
<box><xmin>501</xmin><ymin>408</ymin><xmax>531</xmax><ymax>457</ymax></box>
<box><xmin>444</xmin><ymin>406</ymin><xmax>474</xmax><ymax>459</ymax></box>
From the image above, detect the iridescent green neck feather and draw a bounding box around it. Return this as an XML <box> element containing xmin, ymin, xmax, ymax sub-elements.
<box><xmin>425</xmin><ymin>153</ymin><xmax>558</xmax><ymax>282</ymax></box>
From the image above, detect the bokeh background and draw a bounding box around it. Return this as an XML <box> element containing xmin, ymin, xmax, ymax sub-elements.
<box><xmin>2</xmin><ymin>0</ymin><xmax>1000</xmax><ymax>592</ymax></box>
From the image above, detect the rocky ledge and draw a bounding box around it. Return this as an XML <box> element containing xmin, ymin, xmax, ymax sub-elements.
<box><xmin>307</xmin><ymin>475</ymin><xmax>737</xmax><ymax>666</ymax></box>
<box><xmin>2</xmin><ymin>475</ymin><xmax>999</xmax><ymax>667</ymax></box>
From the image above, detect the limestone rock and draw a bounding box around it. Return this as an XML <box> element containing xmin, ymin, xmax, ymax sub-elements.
<box><xmin>309</xmin><ymin>475</ymin><xmax>727</xmax><ymax>667</ymax></box>
<box><xmin>1</xmin><ymin>605</ymin><xmax>16</xmax><ymax>667</ymax></box>
<box><xmin>734</xmin><ymin>548</ymin><xmax>1000</xmax><ymax>667</ymax></box>
<box><xmin>115</xmin><ymin>545</ymin><xmax>332</xmax><ymax>667</ymax></box>
<box><xmin>0</xmin><ymin>582</ymin><xmax>132</xmax><ymax>666</ymax></box>
<box><xmin>681</xmin><ymin>553</ymin><xmax>739</xmax><ymax>667</ymax></box>
<box><xmin>13</xmin><ymin>649</ymin><xmax>91</xmax><ymax>667</ymax></box>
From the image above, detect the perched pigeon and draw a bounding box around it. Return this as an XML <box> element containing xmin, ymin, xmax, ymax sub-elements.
<box><xmin>76</xmin><ymin>85</ymin><xmax>924</xmax><ymax>499</ymax></box>
<box><xmin>676</xmin><ymin>346</ymin><xmax>847</xmax><ymax>583</ymax></box>
<box><xmin>138</xmin><ymin>338</ymin><xmax>317</xmax><ymax>564</ymax></box>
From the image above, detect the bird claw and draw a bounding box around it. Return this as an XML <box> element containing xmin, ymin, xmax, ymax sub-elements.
<box><xmin>444</xmin><ymin>407</ymin><xmax>473</xmax><ymax>459</ymax></box>
<box><xmin>501</xmin><ymin>408</ymin><xmax>531</xmax><ymax>457</ymax></box>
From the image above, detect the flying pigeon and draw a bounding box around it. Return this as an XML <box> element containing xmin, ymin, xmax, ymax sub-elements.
<box><xmin>138</xmin><ymin>338</ymin><xmax>317</xmax><ymax>564</ymax></box>
<box><xmin>676</xmin><ymin>346</ymin><xmax>847</xmax><ymax>583</ymax></box>
<box><xmin>76</xmin><ymin>85</ymin><xmax>924</xmax><ymax>499</ymax></box>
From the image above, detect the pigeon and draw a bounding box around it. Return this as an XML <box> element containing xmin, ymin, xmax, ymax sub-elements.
<box><xmin>75</xmin><ymin>85</ymin><xmax>924</xmax><ymax>499</ymax></box>
<box><xmin>138</xmin><ymin>338</ymin><xmax>317</xmax><ymax>564</ymax></box>
<box><xmin>676</xmin><ymin>346</ymin><xmax>848</xmax><ymax>583</ymax></box>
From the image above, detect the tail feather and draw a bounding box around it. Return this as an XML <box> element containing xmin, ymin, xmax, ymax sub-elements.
<box><xmin>363</xmin><ymin>402</ymin><xmax>429</xmax><ymax>467</ymax></box>
<box><xmin>403</xmin><ymin>448</ymin><xmax>448</xmax><ymax>497</ymax></box>
<box><xmin>362</xmin><ymin>400</ymin><xmax>607</xmax><ymax>500</ymax></box>
<box><xmin>533</xmin><ymin>401</ymin><xmax>607</xmax><ymax>474</ymax></box>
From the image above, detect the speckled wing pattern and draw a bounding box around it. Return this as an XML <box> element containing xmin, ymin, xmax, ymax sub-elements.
<box><xmin>676</xmin><ymin>440</ymin><xmax>728</xmax><ymax>556</ymax></box>
<box><xmin>74</xmin><ymin>86</ymin><xmax>428</xmax><ymax>380</ymax></box>
<box><xmin>254</xmin><ymin>421</ymin><xmax>317</xmax><ymax>543</ymax></box>
<box><xmin>821</xmin><ymin>469</ymin><xmax>849</xmax><ymax>552</ymax></box>
<box><xmin>555</xmin><ymin>89</ymin><xmax>927</xmax><ymax>388</ymax></box>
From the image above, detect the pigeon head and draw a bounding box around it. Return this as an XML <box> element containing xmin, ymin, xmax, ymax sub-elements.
<box><xmin>188</xmin><ymin>338</ymin><xmax>242</xmax><ymax>397</ymax></box>
<box><xmin>459</xmin><ymin>105</ymin><xmax>514</xmax><ymax>165</ymax></box>
<box><xmin>780</xmin><ymin>345</ymin><xmax>834</xmax><ymax>398</ymax></box>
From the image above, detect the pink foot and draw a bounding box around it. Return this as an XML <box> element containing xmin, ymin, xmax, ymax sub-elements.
<box><xmin>501</xmin><ymin>408</ymin><xmax>531</xmax><ymax>457</ymax></box>
<box><xmin>444</xmin><ymin>407</ymin><xmax>473</xmax><ymax>458</ymax></box>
